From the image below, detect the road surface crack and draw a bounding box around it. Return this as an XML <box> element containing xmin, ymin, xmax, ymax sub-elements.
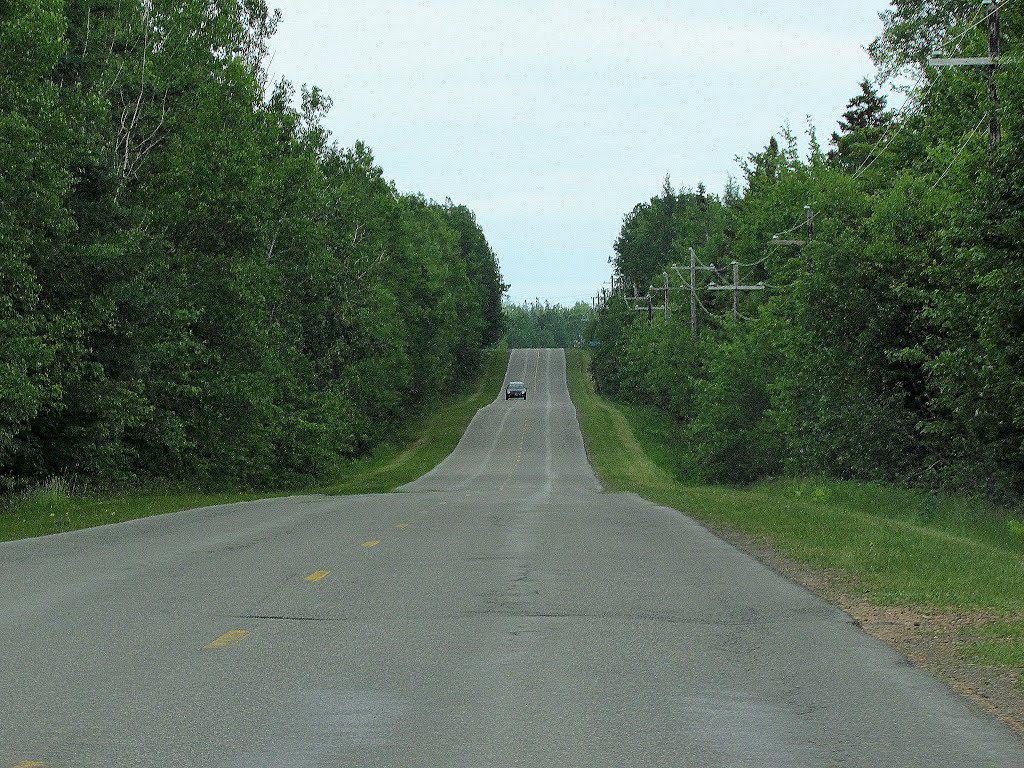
<box><xmin>232</xmin><ymin>614</ymin><xmax>341</xmax><ymax>622</ymax></box>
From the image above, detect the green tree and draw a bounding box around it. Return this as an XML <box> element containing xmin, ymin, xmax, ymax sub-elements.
<box><xmin>1</xmin><ymin>0</ymin><xmax>505</xmax><ymax>491</ymax></box>
<box><xmin>0</xmin><ymin>0</ymin><xmax>70</xmax><ymax>485</ymax></box>
<box><xmin>829</xmin><ymin>78</ymin><xmax>893</xmax><ymax>170</ymax></box>
<box><xmin>503</xmin><ymin>302</ymin><xmax>593</xmax><ymax>349</ymax></box>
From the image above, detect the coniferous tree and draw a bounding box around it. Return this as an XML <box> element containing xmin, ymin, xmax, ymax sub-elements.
<box><xmin>829</xmin><ymin>78</ymin><xmax>893</xmax><ymax>170</ymax></box>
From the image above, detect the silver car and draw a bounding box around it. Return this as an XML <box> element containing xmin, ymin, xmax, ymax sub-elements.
<box><xmin>505</xmin><ymin>381</ymin><xmax>527</xmax><ymax>400</ymax></box>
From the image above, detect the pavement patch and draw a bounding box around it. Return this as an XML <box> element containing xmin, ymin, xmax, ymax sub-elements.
<box><xmin>204</xmin><ymin>629</ymin><xmax>249</xmax><ymax>650</ymax></box>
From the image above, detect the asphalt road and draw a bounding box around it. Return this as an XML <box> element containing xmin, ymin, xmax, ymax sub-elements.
<box><xmin>2</xmin><ymin>348</ymin><xmax>1022</xmax><ymax>767</ymax></box>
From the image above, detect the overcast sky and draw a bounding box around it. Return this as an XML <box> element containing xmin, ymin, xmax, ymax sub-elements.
<box><xmin>266</xmin><ymin>1</ymin><xmax>892</xmax><ymax>306</ymax></box>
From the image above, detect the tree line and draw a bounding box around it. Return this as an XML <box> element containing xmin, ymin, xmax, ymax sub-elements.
<box><xmin>503</xmin><ymin>301</ymin><xmax>592</xmax><ymax>350</ymax></box>
<box><xmin>589</xmin><ymin>1</ymin><xmax>1024</xmax><ymax>500</ymax></box>
<box><xmin>1</xmin><ymin>0</ymin><xmax>504</xmax><ymax>491</ymax></box>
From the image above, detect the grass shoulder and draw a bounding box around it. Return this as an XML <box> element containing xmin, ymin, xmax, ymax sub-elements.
<box><xmin>0</xmin><ymin>350</ymin><xmax>509</xmax><ymax>542</ymax></box>
<box><xmin>566</xmin><ymin>349</ymin><xmax>1024</xmax><ymax>722</ymax></box>
<box><xmin>318</xmin><ymin>349</ymin><xmax>508</xmax><ymax>495</ymax></box>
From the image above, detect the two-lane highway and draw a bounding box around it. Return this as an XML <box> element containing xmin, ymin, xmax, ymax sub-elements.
<box><xmin>2</xmin><ymin>349</ymin><xmax>1022</xmax><ymax>766</ymax></box>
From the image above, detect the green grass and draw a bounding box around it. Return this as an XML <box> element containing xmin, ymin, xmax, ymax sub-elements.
<box><xmin>0</xmin><ymin>350</ymin><xmax>509</xmax><ymax>543</ymax></box>
<box><xmin>317</xmin><ymin>349</ymin><xmax>509</xmax><ymax>495</ymax></box>
<box><xmin>566</xmin><ymin>350</ymin><xmax>1024</xmax><ymax>675</ymax></box>
<box><xmin>564</xmin><ymin>352</ymin><xmax>675</xmax><ymax>494</ymax></box>
<box><xmin>0</xmin><ymin>478</ymin><xmax>268</xmax><ymax>543</ymax></box>
<box><xmin>962</xmin><ymin>621</ymin><xmax>1024</xmax><ymax>675</ymax></box>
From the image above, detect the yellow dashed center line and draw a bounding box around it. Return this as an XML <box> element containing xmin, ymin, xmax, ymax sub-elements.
<box><xmin>361</xmin><ymin>540</ymin><xmax>381</xmax><ymax>549</ymax></box>
<box><xmin>204</xmin><ymin>629</ymin><xmax>249</xmax><ymax>650</ymax></box>
<box><xmin>499</xmin><ymin>350</ymin><xmax>542</xmax><ymax>492</ymax></box>
<box><xmin>304</xmin><ymin>570</ymin><xmax>330</xmax><ymax>582</ymax></box>
<box><xmin>14</xmin><ymin>762</ymin><xmax>48</xmax><ymax>768</ymax></box>
<box><xmin>500</xmin><ymin>424</ymin><xmax>528</xmax><ymax>491</ymax></box>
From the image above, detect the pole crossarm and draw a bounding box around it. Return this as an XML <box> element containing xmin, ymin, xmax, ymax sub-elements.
<box><xmin>927</xmin><ymin>57</ymin><xmax>993</xmax><ymax>67</ymax></box>
<box><xmin>926</xmin><ymin>1</ymin><xmax>1001</xmax><ymax>151</ymax></box>
<box><xmin>672</xmin><ymin>263</ymin><xmax>718</xmax><ymax>273</ymax></box>
<box><xmin>706</xmin><ymin>284</ymin><xmax>765</xmax><ymax>292</ymax></box>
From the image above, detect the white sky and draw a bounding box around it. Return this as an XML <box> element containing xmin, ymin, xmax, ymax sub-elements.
<box><xmin>266</xmin><ymin>1</ymin><xmax>892</xmax><ymax>306</ymax></box>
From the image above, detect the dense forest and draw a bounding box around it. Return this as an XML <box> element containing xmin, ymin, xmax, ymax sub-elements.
<box><xmin>589</xmin><ymin>1</ymin><xmax>1024</xmax><ymax>500</ymax></box>
<box><xmin>503</xmin><ymin>301</ymin><xmax>592</xmax><ymax>350</ymax></box>
<box><xmin>1</xmin><ymin>0</ymin><xmax>504</xmax><ymax>491</ymax></box>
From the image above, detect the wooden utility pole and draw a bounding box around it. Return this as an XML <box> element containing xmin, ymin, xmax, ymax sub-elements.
<box><xmin>732</xmin><ymin>261</ymin><xmax>740</xmax><ymax>321</ymax></box>
<box><xmin>689</xmin><ymin>247</ymin><xmax>697</xmax><ymax>338</ymax></box>
<box><xmin>987</xmin><ymin>0</ymin><xmax>1001</xmax><ymax>152</ymax></box>
<box><xmin>663</xmin><ymin>272</ymin><xmax>671</xmax><ymax>320</ymax></box>
<box><xmin>805</xmin><ymin>205</ymin><xmax>815</xmax><ymax>273</ymax></box>
<box><xmin>707</xmin><ymin>262</ymin><xmax>764</xmax><ymax>318</ymax></box>
<box><xmin>673</xmin><ymin>247</ymin><xmax>719</xmax><ymax>337</ymax></box>
<box><xmin>769</xmin><ymin>206</ymin><xmax>814</xmax><ymax>270</ymax></box>
<box><xmin>927</xmin><ymin>0</ymin><xmax>1000</xmax><ymax>153</ymax></box>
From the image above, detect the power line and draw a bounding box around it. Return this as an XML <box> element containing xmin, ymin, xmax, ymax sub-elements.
<box><xmin>690</xmin><ymin>248</ymin><xmax>713</xmax><ymax>270</ymax></box>
<box><xmin>852</xmin><ymin>72</ymin><xmax>930</xmax><ymax>180</ymax></box>
<box><xmin>854</xmin><ymin>0</ymin><xmax>1015</xmax><ymax>179</ymax></box>
<box><xmin>737</xmin><ymin>254</ymin><xmax>770</xmax><ymax>269</ymax></box>
<box><xmin>694</xmin><ymin>290</ymin><xmax>717</xmax><ymax>318</ymax></box>
<box><xmin>772</xmin><ymin>218</ymin><xmax>807</xmax><ymax>238</ymax></box>
<box><xmin>929</xmin><ymin>113</ymin><xmax>988</xmax><ymax>190</ymax></box>
<box><xmin>940</xmin><ymin>0</ymin><xmax>1012</xmax><ymax>54</ymax></box>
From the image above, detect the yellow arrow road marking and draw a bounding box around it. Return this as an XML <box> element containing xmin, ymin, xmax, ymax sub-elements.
<box><xmin>204</xmin><ymin>629</ymin><xmax>249</xmax><ymax>650</ymax></box>
<box><xmin>305</xmin><ymin>570</ymin><xmax>330</xmax><ymax>582</ymax></box>
<box><xmin>361</xmin><ymin>540</ymin><xmax>380</xmax><ymax>549</ymax></box>
<box><xmin>396</xmin><ymin>523</ymin><xmax>409</xmax><ymax>529</ymax></box>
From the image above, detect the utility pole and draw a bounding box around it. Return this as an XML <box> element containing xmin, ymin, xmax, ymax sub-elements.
<box><xmin>689</xmin><ymin>247</ymin><xmax>697</xmax><ymax>338</ymax></box>
<box><xmin>663</xmin><ymin>272</ymin><xmax>670</xmax><ymax>320</ymax></box>
<box><xmin>927</xmin><ymin>0</ymin><xmax>1000</xmax><ymax>153</ymax></box>
<box><xmin>732</xmin><ymin>261</ymin><xmax>740</xmax><ymax>321</ymax></box>
<box><xmin>707</xmin><ymin>263</ymin><xmax>764</xmax><ymax>318</ymax></box>
<box><xmin>770</xmin><ymin>206</ymin><xmax>814</xmax><ymax>248</ymax></box>
<box><xmin>805</xmin><ymin>205</ymin><xmax>815</xmax><ymax>273</ymax></box>
<box><xmin>770</xmin><ymin>205</ymin><xmax>815</xmax><ymax>282</ymax></box>
<box><xmin>673</xmin><ymin>247</ymin><xmax>719</xmax><ymax>337</ymax></box>
<box><xmin>988</xmin><ymin>0</ymin><xmax>1001</xmax><ymax>152</ymax></box>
